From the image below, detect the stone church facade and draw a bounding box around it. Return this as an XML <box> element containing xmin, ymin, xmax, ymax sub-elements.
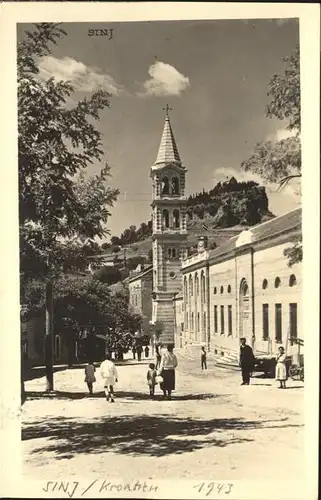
<box><xmin>128</xmin><ymin>109</ymin><xmax>302</xmax><ymax>357</ymax></box>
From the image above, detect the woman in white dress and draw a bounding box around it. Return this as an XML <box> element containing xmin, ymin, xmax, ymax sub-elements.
<box><xmin>275</xmin><ymin>346</ymin><xmax>287</xmax><ymax>389</ymax></box>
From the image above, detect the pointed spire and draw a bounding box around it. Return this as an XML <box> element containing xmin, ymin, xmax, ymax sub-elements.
<box><xmin>155</xmin><ymin>105</ymin><xmax>181</xmax><ymax>165</ymax></box>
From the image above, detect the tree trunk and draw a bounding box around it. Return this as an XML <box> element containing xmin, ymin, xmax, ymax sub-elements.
<box><xmin>45</xmin><ymin>280</ymin><xmax>54</xmax><ymax>391</ymax></box>
<box><xmin>21</xmin><ymin>354</ymin><xmax>26</xmax><ymax>404</ymax></box>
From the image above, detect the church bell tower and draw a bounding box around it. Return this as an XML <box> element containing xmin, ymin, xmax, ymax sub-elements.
<box><xmin>151</xmin><ymin>106</ymin><xmax>188</xmax><ymax>345</ymax></box>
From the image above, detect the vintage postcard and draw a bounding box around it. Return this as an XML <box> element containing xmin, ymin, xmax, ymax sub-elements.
<box><xmin>0</xmin><ymin>2</ymin><xmax>319</xmax><ymax>500</ymax></box>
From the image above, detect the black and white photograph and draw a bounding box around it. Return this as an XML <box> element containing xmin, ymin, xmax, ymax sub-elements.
<box><xmin>0</xmin><ymin>3</ymin><xmax>319</xmax><ymax>500</ymax></box>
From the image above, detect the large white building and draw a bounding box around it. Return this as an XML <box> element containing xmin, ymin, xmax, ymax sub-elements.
<box><xmin>129</xmin><ymin>109</ymin><xmax>302</xmax><ymax>357</ymax></box>
<box><xmin>175</xmin><ymin>208</ymin><xmax>302</xmax><ymax>357</ymax></box>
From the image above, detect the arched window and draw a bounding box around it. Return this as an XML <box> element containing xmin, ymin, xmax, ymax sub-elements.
<box><xmin>189</xmin><ymin>275</ymin><xmax>193</xmax><ymax>296</ymax></box>
<box><xmin>161</xmin><ymin>177</ymin><xmax>169</xmax><ymax>195</ymax></box>
<box><xmin>274</xmin><ymin>277</ymin><xmax>281</xmax><ymax>288</ymax></box>
<box><xmin>214</xmin><ymin>286</ymin><xmax>217</xmax><ymax>295</ymax></box>
<box><xmin>195</xmin><ymin>274</ymin><xmax>199</xmax><ymax>295</ymax></box>
<box><xmin>241</xmin><ymin>280</ymin><xmax>249</xmax><ymax>297</ymax></box>
<box><xmin>162</xmin><ymin>209</ymin><xmax>169</xmax><ymax>228</ymax></box>
<box><xmin>172</xmin><ymin>248</ymin><xmax>176</xmax><ymax>258</ymax></box>
<box><xmin>171</xmin><ymin>177</ymin><xmax>179</xmax><ymax>195</ymax></box>
<box><xmin>220</xmin><ymin>286</ymin><xmax>224</xmax><ymax>294</ymax></box>
<box><xmin>289</xmin><ymin>274</ymin><xmax>297</xmax><ymax>287</ymax></box>
<box><xmin>262</xmin><ymin>279</ymin><xmax>268</xmax><ymax>290</ymax></box>
<box><xmin>168</xmin><ymin>248</ymin><xmax>172</xmax><ymax>259</ymax></box>
<box><xmin>201</xmin><ymin>272</ymin><xmax>206</xmax><ymax>301</ymax></box>
<box><xmin>184</xmin><ymin>277</ymin><xmax>187</xmax><ymax>299</ymax></box>
<box><xmin>173</xmin><ymin>209</ymin><xmax>180</xmax><ymax>228</ymax></box>
<box><xmin>227</xmin><ymin>285</ymin><xmax>231</xmax><ymax>293</ymax></box>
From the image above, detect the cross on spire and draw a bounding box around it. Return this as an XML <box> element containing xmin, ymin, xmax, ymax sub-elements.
<box><xmin>163</xmin><ymin>104</ymin><xmax>172</xmax><ymax>117</ymax></box>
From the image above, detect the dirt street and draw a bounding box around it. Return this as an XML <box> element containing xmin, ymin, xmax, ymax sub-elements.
<box><xmin>22</xmin><ymin>353</ymin><xmax>304</xmax><ymax>481</ymax></box>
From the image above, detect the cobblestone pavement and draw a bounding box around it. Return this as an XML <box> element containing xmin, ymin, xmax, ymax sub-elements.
<box><xmin>22</xmin><ymin>353</ymin><xmax>304</xmax><ymax>480</ymax></box>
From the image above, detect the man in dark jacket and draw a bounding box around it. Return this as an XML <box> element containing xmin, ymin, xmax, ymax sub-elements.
<box><xmin>239</xmin><ymin>337</ymin><xmax>255</xmax><ymax>385</ymax></box>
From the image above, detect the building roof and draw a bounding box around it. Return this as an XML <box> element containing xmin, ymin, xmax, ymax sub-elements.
<box><xmin>208</xmin><ymin>207</ymin><xmax>302</xmax><ymax>261</ymax></box>
<box><xmin>251</xmin><ymin>207</ymin><xmax>301</xmax><ymax>242</ymax></box>
<box><xmin>154</xmin><ymin>110</ymin><xmax>182</xmax><ymax>166</ymax></box>
<box><xmin>127</xmin><ymin>265</ymin><xmax>153</xmax><ymax>283</ymax></box>
<box><xmin>174</xmin><ymin>290</ymin><xmax>183</xmax><ymax>300</ymax></box>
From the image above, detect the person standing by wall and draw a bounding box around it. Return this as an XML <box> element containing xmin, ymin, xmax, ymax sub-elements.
<box><xmin>239</xmin><ymin>337</ymin><xmax>255</xmax><ymax>385</ymax></box>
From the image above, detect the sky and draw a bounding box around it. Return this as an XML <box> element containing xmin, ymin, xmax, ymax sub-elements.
<box><xmin>18</xmin><ymin>19</ymin><xmax>301</xmax><ymax>240</ymax></box>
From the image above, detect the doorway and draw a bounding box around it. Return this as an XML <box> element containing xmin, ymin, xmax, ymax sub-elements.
<box><xmin>239</xmin><ymin>279</ymin><xmax>250</xmax><ymax>340</ymax></box>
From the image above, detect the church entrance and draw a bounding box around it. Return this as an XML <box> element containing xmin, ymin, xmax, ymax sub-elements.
<box><xmin>239</xmin><ymin>279</ymin><xmax>251</xmax><ymax>341</ymax></box>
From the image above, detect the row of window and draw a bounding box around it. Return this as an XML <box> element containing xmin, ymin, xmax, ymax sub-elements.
<box><xmin>184</xmin><ymin>302</ymin><xmax>298</xmax><ymax>342</ymax></box>
<box><xmin>213</xmin><ymin>285</ymin><xmax>232</xmax><ymax>295</ymax></box>
<box><xmin>160</xmin><ymin>176</ymin><xmax>180</xmax><ymax>196</ymax></box>
<box><xmin>186</xmin><ymin>311</ymin><xmax>207</xmax><ymax>332</ymax></box>
<box><xmin>184</xmin><ymin>274</ymin><xmax>298</xmax><ymax>298</ymax></box>
<box><xmin>263</xmin><ymin>275</ymin><xmax>297</xmax><ymax>289</ymax></box>
<box><xmin>185</xmin><ymin>305</ymin><xmax>233</xmax><ymax>336</ymax></box>
<box><xmin>131</xmin><ymin>295</ymin><xmax>140</xmax><ymax>307</ymax></box>
<box><xmin>184</xmin><ymin>273</ymin><xmax>207</xmax><ymax>300</ymax></box>
<box><xmin>263</xmin><ymin>302</ymin><xmax>297</xmax><ymax>342</ymax></box>
<box><xmin>213</xmin><ymin>305</ymin><xmax>233</xmax><ymax>335</ymax></box>
<box><xmin>161</xmin><ymin>209</ymin><xmax>180</xmax><ymax>229</ymax></box>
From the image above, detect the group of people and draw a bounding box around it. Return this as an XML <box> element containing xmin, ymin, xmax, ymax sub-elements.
<box><xmin>239</xmin><ymin>337</ymin><xmax>288</xmax><ymax>389</ymax></box>
<box><xmin>84</xmin><ymin>344</ymin><xmax>178</xmax><ymax>401</ymax></box>
<box><xmin>132</xmin><ymin>345</ymin><xmax>149</xmax><ymax>361</ymax></box>
<box><xmin>84</xmin><ymin>338</ymin><xmax>289</xmax><ymax>401</ymax></box>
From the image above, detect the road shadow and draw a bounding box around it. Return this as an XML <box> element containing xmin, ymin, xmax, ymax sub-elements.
<box><xmin>22</xmin><ymin>413</ymin><xmax>303</xmax><ymax>460</ymax></box>
<box><xmin>24</xmin><ymin>390</ymin><xmax>222</xmax><ymax>402</ymax></box>
<box><xmin>22</xmin><ymin>413</ymin><xmax>259</xmax><ymax>459</ymax></box>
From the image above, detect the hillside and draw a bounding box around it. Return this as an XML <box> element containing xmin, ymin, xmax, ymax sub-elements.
<box><xmin>105</xmin><ymin>178</ymin><xmax>274</xmax><ymax>258</ymax></box>
<box><xmin>91</xmin><ymin>181</ymin><xmax>274</xmax><ymax>273</ymax></box>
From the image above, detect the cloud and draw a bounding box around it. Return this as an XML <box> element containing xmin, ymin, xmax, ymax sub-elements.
<box><xmin>266</xmin><ymin>128</ymin><xmax>298</xmax><ymax>142</ymax></box>
<box><xmin>139</xmin><ymin>61</ymin><xmax>190</xmax><ymax>97</ymax></box>
<box><xmin>38</xmin><ymin>56</ymin><xmax>123</xmax><ymax>95</ymax></box>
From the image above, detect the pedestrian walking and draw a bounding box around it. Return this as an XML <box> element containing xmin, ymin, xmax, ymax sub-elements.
<box><xmin>275</xmin><ymin>346</ymin><xmax>287</xmax><ymax>389</ymax></box>
<box><xmin>100</xmin><ymin>353</ymin><xmax>118</xmax><ymax>402</ymax></box>
<box><xmin>146</xmin><ymin>362</ymin><xmax>157</xmax><ymax>398</ymax></box>
<box><xmin>132</xmin><ymin>346</ymin><xmax>136</xmax><ymax>359</ymax></box>
<box><xmin>239</xmin><ymin>337</ymin><xmax>255</xmax><ymax>385</ymax></box>
<box><xmin>144</xmin><ymin>345</ymin><xmax>150</xmax><ymax>358</ymax></box>
<box><xmin>136</xmin><ymin>345</ymin><xmax>143</xmax><ymax>361</ymax></box>
<box><xmin>201</xmin><ymin>346</ymin><xmax>207</xmax><ymax>370</ymax></box>
<box><xmin>159</xmin><ymin>343</ymin><xmax>178</xmax><ymax>400</ymax></box>
<box><xmin>84</xmin><ymin>360</ymin><xmax>96</xmax><ymax>395</ymax></box>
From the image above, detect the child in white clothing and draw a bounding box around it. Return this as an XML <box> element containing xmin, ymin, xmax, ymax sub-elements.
<box><xmin>100</xmin><ymin>353</ymin><xmax>118</xmax><ymax>402</ymax></box>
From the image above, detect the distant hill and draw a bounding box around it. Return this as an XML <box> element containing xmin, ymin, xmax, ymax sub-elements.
<box><xmin>108</xmin><ymin>177</ymin><xmax>274</xmax><ymax>248</ymax></box>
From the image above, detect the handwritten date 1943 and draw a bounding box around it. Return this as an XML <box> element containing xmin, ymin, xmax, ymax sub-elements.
<box><xmin>193</xmin><ymin>482</ymin><xmax>234</xmax><ymax>496</ymax></box>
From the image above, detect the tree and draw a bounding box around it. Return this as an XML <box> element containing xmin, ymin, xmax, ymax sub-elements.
<box><xmin>242</xmin><ymin>45</ymin><xmax>300</xmax><ymax>187</ymax></box>
<box><xmin>93</xmin><ymin>266</ymin><xmax>122</xmax><ymax>285</ymax></box>
<box><xmin>19</xmin><ymin>23</ymin><xmax>119</xmax><ymax>391</ymax></box>
<box><xmin>241</xmin><ymin>45</ymin><xmax>302</xmax><ymax>264</ymax></box>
